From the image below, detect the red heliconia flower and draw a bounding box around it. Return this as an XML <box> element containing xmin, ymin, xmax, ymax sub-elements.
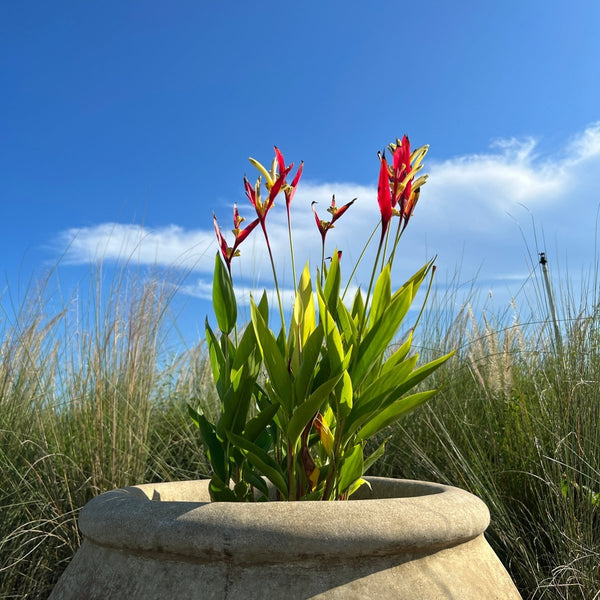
<box><xmin>244</xmin><ymin>170</ymin><xmax>287</xmax><ymax>227</ymax></box>
<box><xmin>391</xmin><ymin>134</ymin><xmax>412</xmax><ymax>215</ymax></box>
<box><xmin>213</xmin><ymin>213</ymin><xmax>230</xmax><ymax>263</ymax></box>
<box><xmin>213</xmin><ymin>205</ymin><xmax>259</xmax><ymax>271</ymax></box>
<box><xmin>377</xmin><ymin>154</ymin><xmax>393</xmax><ymax>241</ymax></box>
<box><xmin>312</xmin><ymin>195</ymin><xmax>356</xmax><ymax>244</ymax></box>
<box><xmin>378</xmin><ymin>135</ymin><xmax>429</xmax><ymax>235</ymax></box>
<box><xmin>312</xmin><ymin>201</ymin><xmax>331</xmax><ymax>243</ymax></box>
<box><xmin>232</xmin><ymin>203</ymin><xmax>260</xmax><ymax>245</ymax></box>
<box><xmin>274</xmin><ymin>146</ymin><xmax>304</xmax><ymax>212</ymax></box>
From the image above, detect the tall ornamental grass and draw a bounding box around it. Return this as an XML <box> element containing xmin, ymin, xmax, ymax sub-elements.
<box><xmin>0</xmin><ymin>269</ymin><xmax>211</xmax><ymax>599</ymax></box>
<box><xmin>381</xmin><ymin>272</ymin><xmax>600</xmax><ymax>600</ymax></box>
<box><xmin>0</xmin><ymin>261</ymin><xmax>598</xmax><ymax>599</ymax></box>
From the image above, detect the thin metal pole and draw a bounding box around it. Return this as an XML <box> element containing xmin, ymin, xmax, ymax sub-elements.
<box><xmin>539</xmin><ymin>252</ymin><xmax>563</xmax><ymax>354</ymax></box>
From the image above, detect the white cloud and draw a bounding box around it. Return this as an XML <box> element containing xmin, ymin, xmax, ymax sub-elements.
<box><xmin>56</xmin><ymin>123</ymin><xmax>600</xmax><ymax>311</ymax></box>
<box><xmin>57</xmin><ymin>223</ymin><xmax>215</xmax><ymax>271</ymax></box>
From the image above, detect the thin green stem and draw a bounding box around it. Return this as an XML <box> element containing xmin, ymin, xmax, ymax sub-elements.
<box><xmin>226</xmin><ymin>262</ymin><xmax>239</xmax><ymax>346</ymax></box>
<box><xmin>287</xmin><ymin>441</ymin><xmax>296</xmax><ymax>501</ymax></box>
<box><xmin>411</xmin><ymin>261</ymin><xmax>436</xmax><ymax>333</ymax></box>
<box><xmin>380</xmin><ymin>224</ymin><xmax>391</xmax><ymax>272</ymax></box>
<box><xmin>287</xmin><ymin>207</ymin><xmax>298</xmax><ymax>295</ymax></box>
<box><xmin>387</xmin><ymin>218</ymin><xmax>405</xmax><ymax>268</ymax></box>
<box><xmin>363</xmin><ymin>235</ymin><xmax>385</xmax><ymax>323</ymax></box>
<box><xmin>320</xmin><ymin>238</ymin><xmax>326</xmax><ymax>288</ymax></box>
<box><xmin>341</xmin><ymin>222</ymin><xmax>380</xmax><ymax>300</ymax></box>
<box><xmin>263</xmin><ymin>227</ymin><xmax>286</xmax><ymax>338</ymax></box>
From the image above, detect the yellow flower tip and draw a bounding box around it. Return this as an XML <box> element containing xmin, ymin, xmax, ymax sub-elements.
<box><xmin>412</xmin><ymin>174</ymin><xmax>429</xmax><ymax>190</ymax></box>
<box><xmin>249</xmin><ymin>157</ymin><xmax>274</xmax><ymax>189</ymax></box>
<box><xmin>270</xmin><ymin>156</ymin><xmax>278</xmax><ymax>181</ymax></box>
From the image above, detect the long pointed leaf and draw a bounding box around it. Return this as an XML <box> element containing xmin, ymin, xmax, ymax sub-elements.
<box><xmin>188</xmin><ymin>405</ymin><xmax>227</xmax><ymax>482</ymax></box>
<box><xmin>243</xmin><ymin>403</ymin><xmax>280</xmax><ymax>442</ymax></box>
<box><xmin>352</xmin><ymin>283</ymin><xmax>413</xmax><ymax>386</ymax></box>
<box><xmin>356</xmin><ymin>390</ymin><xmax>437</xmax><ymax>441</ymax></box>
<box><xmin>287</xmin><ymin>372</ymin><xmax>343</xmax><ymax>448</ymax></box>
<box><xmin>250</xmin><ymin>298</ymin><xmax>293</xmax><ymax>414</ymax></box>
<box><xmin>227</xmin><ymin>431</ymin><xmax>288</xmax><ymax>497</ymax></box>
<box><xmin>368</xmin><ymin>264</ymin><xmax>391</xmax><ymax>329</ymax></box>
<box><xmin>337</xmin><ymin>444</ymin><xmax>364</xmax><ymax>495</ymax></box>
<box><xmin>212</xmin><ymin>253</ymin><xmax>237</xmax><ymax>334</ymax></box>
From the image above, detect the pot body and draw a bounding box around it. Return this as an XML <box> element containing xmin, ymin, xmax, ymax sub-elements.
<box><xmin>50</xmin><ymin>477</ymin><xmax>521</xmax><ymax>599</ymax></box>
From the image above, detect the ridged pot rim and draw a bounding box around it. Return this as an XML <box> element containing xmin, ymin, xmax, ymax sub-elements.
<box><xmin>78</xmin><ymin>476</ymin><xmax>490</xmax><ymax>564</ymax></box>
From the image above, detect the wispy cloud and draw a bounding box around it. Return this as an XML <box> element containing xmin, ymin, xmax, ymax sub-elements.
<box><xmin>57</xmin><ymin>223</ymin><xmax>215</xmax><ymax>271</ymax></box>
<box><xmin>55</xmin><ymin>123</ymin><xmax>600</xmax><ymax>306</ymax></box>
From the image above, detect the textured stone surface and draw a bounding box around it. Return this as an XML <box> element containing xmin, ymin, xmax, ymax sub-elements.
<box><xmin>50</xmin><ymin>477</ymin><xmax>522</xmax><ymax>599</ymax></box>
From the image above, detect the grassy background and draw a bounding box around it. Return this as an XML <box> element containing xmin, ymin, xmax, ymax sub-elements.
<box><xmin>0</xmin><ymin>266</ymin><xmax>598</xmax><ymax>599</ymax></box>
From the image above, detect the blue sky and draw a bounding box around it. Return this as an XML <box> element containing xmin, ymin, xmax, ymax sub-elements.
<box><xmin>2</xmin><ymin>1</ymin><xmax>600</xmax><ymax>346</ymax></box>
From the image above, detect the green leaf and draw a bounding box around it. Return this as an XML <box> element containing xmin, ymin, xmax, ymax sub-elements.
<box><xmin>383</xmin><ymin>351</ymin><xmax>455</xmax><ymax>403</ymax></box>
<box><xmin>358</xmin><ymin>355</ymin><xmax>419</xmax><ymax>411</ymax></box>
<box><xmin>294</xmin><ymin>323</ymin><xmax>324</xmax><ymax>402</ymax></box>
<box><xmin>232</xmin><ymin>324</ymin><xmax>260</xmax><ymax>375</ymax></box>
<box><xmin>344</xmin><ymin>354</ymin><xmax>433</xmax><ymax>440</ymax></box>
<box><xmin>317</xmin><ymin>291</ymin><xmax>344</xmax><ymax>375</ymax></box>
<box><xmin>205</xmin><ymin>319</ymin><xmax>226</xmax><ymax>396</ymax></box>
<box><xmin>188</xmin><ymin>405</ymin><xmax>227</xmax><ymax>482</ymax></box>
<box><xmin>212</xmin><ymin>253</ymin><xmax>237</xmax><ymax>334</ymax></box>
<box><xmin>227</xmin><ymin>431</ymin><xmax>288</xmax><ymax>498</ymax></box>
<box><xmin>347</xmin><ymin>477</ymin><xmax>370</xmax><ymax>498</ymax></box>
<box><xmin>381</xmin><ymin>331</ymin><xmax>413</xmax><ymax>374</ymax></box>
<box><xmin>392</xmin><ymin>259</ymin><xmax>434</xmax><ymax>303</ymax></box>
<box><xmin>257</xmin><ymin>291</ymin><xmax>270</xmax><ymax>325</ymax></box>
<box><xmin>338</xmin><ymin>444</ymin><xmax>364</xmax><ymax>495</ymax></box>
<box><xmin>243</xmin><ymin>403</ymin><xmax>280</xmax><ymax>442</ymax></box>
<box><xmin>209</xmin><ymin>474</ymin><xmax>238</xmax><ymax>502</ymax></box>
<box><xmin>368</xmin><ymin>264</ymin><xmax>391</xmax><ymax>329</ymax></box>
<box><xmin>323</xmin><ymin>250</ymin><xmax>341</xmax><ymax>318</ymax></box>
<box><xmin>338</xmin><ymin>370</ymin><xmax>353</xmax><ymax>417</ymax></box>
<box><xmin>363</xmin><ymin>437</ymin><xmax>389</xmax><ymax>473</ymax></box>
<box><xmin>291</xmin><ymin>263</ymin><xmax>317</xmax><ymax>349</ymax></box>
<box><xmin>241</xmin><ymin>464</ymin><xmax>270</xmax><ymax>498</ymax></box>
<box><xmin>250</xmin><ymin>298</ymin><xmax>293</xmax><ymax>414</ymax></box>
<box><xmin>352</xmin><ymin>283</ymin><xmax>413</xmax><ymax>386</ymax></box>
<box><xmin>217</xmin><ymin>364</ymin><xmax>256</xmax><ymax>436</ymax></box>
<box><xmin>351</xmin><ymin>288</ymin><xmax>365</xmax><ymax>325</ymax></box>
<box><xmin>299</xmin><ymin>487</ymin><xmax>326</xmax><ymax>501</ymax></box>
<box><xmin>287</xmin><ymin>372</ymin><xmax>343</xmax><ymax>448</ymax></box>
<box><xmin>356</xmin><ymin>389</ymin><xmax>438</xmax><ymax>441</ymax></box>
<box><xmin>336</xmin><ymin>297</ymin><xmax>357</xmax><ymax>342</ymax></box>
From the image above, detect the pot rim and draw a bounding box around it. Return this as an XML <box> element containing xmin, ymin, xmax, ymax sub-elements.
<box><xmin>78</xmin><ymin>477</ymin><xmax>490</xmax><ymax>564</ymax></box>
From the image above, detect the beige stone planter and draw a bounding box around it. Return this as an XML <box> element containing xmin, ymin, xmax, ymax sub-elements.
<box><xmin>50</xmin><ymin>477</ymin><xmax>521</xmax><ymax>599</ymax></box>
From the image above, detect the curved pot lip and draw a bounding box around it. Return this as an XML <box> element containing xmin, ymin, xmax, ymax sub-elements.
<box><xmin>79</xmin><ymin>477</ymin><xmax>490</xmax><ymax>564</ymax></box>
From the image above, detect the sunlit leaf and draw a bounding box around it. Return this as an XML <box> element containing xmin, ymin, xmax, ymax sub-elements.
<box><xmin>368</xmin><ymin>264</ymin><xmax>391</xmax><ymax>329</ymax></box>
<box><xmin>287</xmin><ymin>373</ymin><xmax>343</xmax><ymax>448</ymax></box>
<box><xmin>338</xmin><ymin>444</ymin><xmax>364</xmax><ymax>495</ymax></box>
<box><xmin>356</xmin><ymin>390</ymin><xmax>438</xmax><ymax>441</ymax></box>
<box><xmin>212</xmin><ymin>253</ymin><xmax>237</xmax><ymax>334</ymax></box>
<box><xmin>251</xmin><ymin>297</ymin><xmax>293</xmax><ymax>414</ymax></box>
<box><xmin>352</xmin><ymin>283</ymin><xmax>413</xmax><ymax>386</ymax></box>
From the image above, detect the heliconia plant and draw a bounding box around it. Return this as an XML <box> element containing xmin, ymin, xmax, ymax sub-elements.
<box><xmin>189</xmin><ymin>138</ymin><xmax>454</xmax><ymax>501</ymax></box>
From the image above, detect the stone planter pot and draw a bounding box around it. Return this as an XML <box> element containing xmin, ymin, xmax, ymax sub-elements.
<box><xmin>50</xmin><ymin>477</ymin><xmax>521</xmax><ymax>599</ymax></box>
